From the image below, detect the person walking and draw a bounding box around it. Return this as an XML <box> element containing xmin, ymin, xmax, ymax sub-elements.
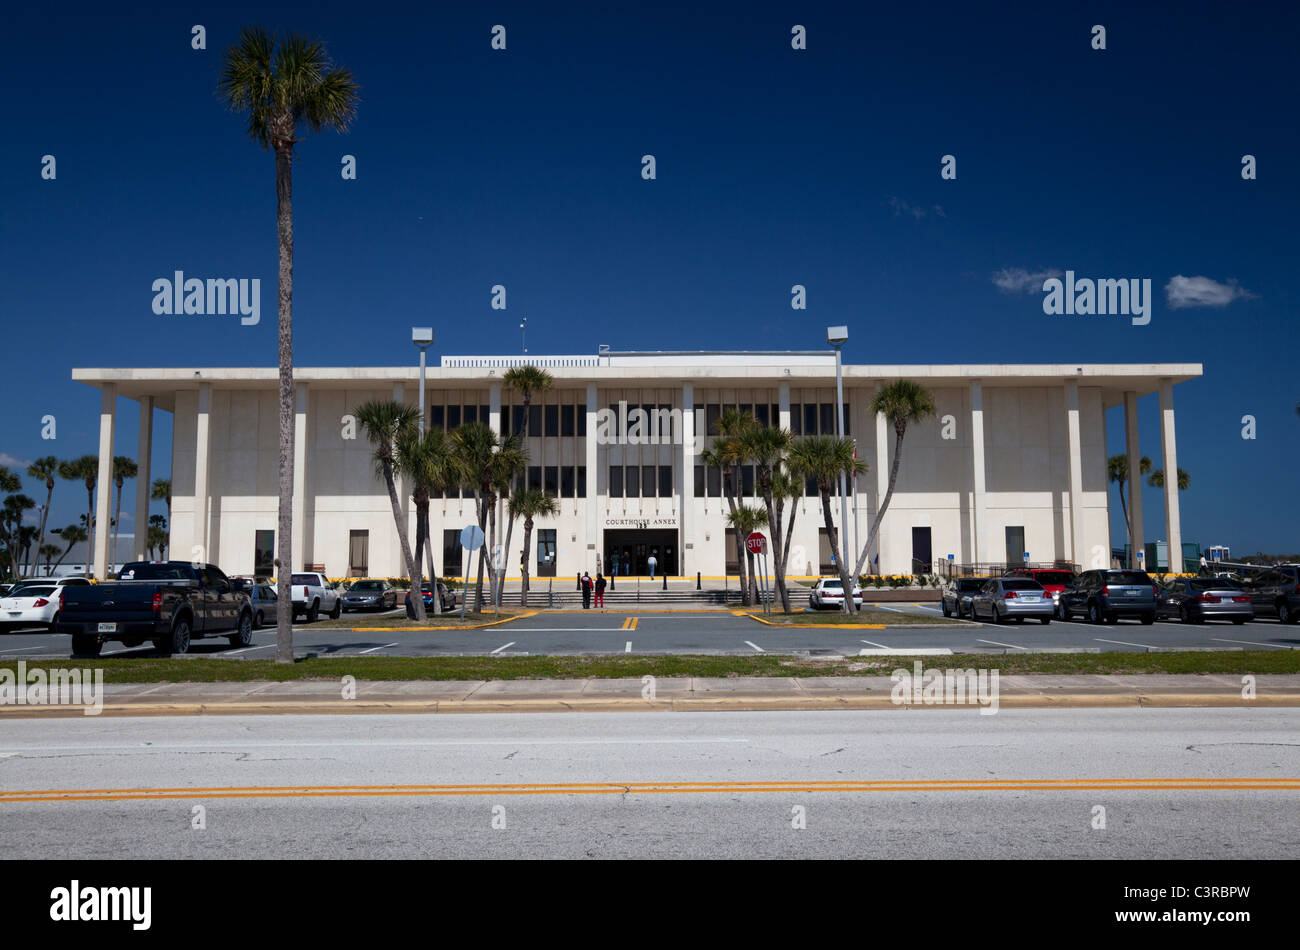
<box><xmin>594</xmin><ymin>572</ymin><xmax>606</xmax><ymax>608</ymax></box>
<box><xmin>647</xmin><ymin>552</ymin><xmax>658</xmax><ymax>581</ymax></box>
<box><xmin>581</xmin><ymin>571</ymin><xmax>593</xmax><ymax>609</ymax></box>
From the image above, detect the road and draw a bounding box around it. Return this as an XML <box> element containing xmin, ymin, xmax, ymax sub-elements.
<box><xmin>2</xmin><ymin>603</ymin><xmax>1298</xmax><ymax>658</ymax></box>
<box><xmin>0</xmin><ymin>708</ymin><xmax>1296</xmax><ymax>858</ymax></box>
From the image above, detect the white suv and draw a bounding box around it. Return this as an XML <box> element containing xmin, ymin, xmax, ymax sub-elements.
<box><xmin>290</xmin><ymin>572</ymin><xmax>342</xmax><ymax>622</ymax></box>
<box><xmin>809</xmin><ymin>578</ymin><xmax>864</xmax><ymax>610</ymax></box>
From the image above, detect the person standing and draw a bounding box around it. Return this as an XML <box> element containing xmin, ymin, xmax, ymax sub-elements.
<box><xmin>610</xmin><ymin>551</ymin><xmax>619</xmax><ymax>577</ymax></box>
<box><xmin>647</xmin><ymin>552</ymin><xmax>658</xmax><ymax>581</ymax></box>
<box><xmin>581</xmin><ymin>571</ymin><xmax>593</xmax><ymax>609</ymax></box>
<box><xmin>594</xmin><ymin>572</ymin><xmax>606</xmax><ymax>608</ymax></box>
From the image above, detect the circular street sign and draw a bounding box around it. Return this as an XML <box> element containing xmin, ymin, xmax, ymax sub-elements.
<box><xmin>745</xmin><ymin>532</ymin><xmax>767</xmax><ymax>555</ymax></box>
<box><xmin>460</xmin><ymin>524</ymin><xmax>485</xmax><ymax>551</ymax></box>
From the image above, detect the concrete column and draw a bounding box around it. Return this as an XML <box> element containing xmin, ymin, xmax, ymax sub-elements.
<box><xmin>680</xmin><ymin>382</ymin><xmax>694</xmax><ymax>575</ymax></box>
<box><xmin>489</xmin><ymin>381</ymin><xmax>501</xmax><ymax>434</ymax></box>
<box><xmin>92</xmin><ymin>384</ymin><xmax>117</xmax><ymax>579</ymax></box>
<box><xmin>970</xmin><ymin>380</ymin><xmax>986</xmax><ymax>566</ymax></box>
<box><xmin>778</xmin><ymin>381</ymin><xmax>791</xmax><ymax>430</ymax></box>
<box><xmin>1159</xmin><ymin>379</ymin><xmax>1182</xmax><ymax>573</ymax></box>
<box><xmin>874</xmin><ymin>400</ymin><xmax>889</xmax><ymax>573</ymax></box>
<box><xmin>292</xmin><ymin>383</ymin><xmax>309</xmax><ymax>571</ymax></box>
<box><xmin>585</xmin><ymin>382</ymin><xmax>598</xmax><ymax>564</ymax></box>
<box><xmin>1064</xmin><ymin>380</ymin><xmax>1085</xmax><ymax>569</ymax></box>
<box><xmin>1124</xmin><ymin>391</ymin><xmax>1144</xmax><ymax>570</ymax></box>
<box><xmin>192</xmin><ymin>382</ymin><xmax>212</xmax><ymax>567</ymax></box>
<box><xmin>133</xmin><ymin>396</ymin><xmax>153</xmax><ymax>562</ymax></box>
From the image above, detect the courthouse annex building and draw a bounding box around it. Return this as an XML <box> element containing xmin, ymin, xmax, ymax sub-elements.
<box><xmin>72</xmin><ymin>354</ymin><xmax>1201</xmax><ymax>581</ymax></box>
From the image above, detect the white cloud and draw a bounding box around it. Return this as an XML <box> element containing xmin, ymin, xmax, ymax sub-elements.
<box><xmin>0</xmin><ymin>452</ymin><xmax>33</xmax><ymax>469</ymax></box>
<box><xmin>1164</xmin><ymin>275</ymin><xmax>1256</xmax><ymax>309</ymax></box>
<box><xmin>991</xmin><ymin>267</ymin><xmax>1062</xmax><ymax>294</ymax></box>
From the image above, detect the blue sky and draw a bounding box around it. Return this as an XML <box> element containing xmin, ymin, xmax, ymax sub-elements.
<box><xmin>2</xmin><ymin>1</ymin><xmax>1297</xmax><ymax>552</ymax></box>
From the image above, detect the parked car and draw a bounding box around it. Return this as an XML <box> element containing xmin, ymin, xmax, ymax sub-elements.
<box><xmin>5</xmin><ymin>577</ymin><xmax>89</xmax><ymax>598</ymax></box>
<box><xmin>1057</xmin><ymin>569</ymin><xmax>1156</xmax><ymax>624</ymax></box>
<box><xmin>342</xmin><ymin>579</ymin><xmax>398</xmax><ymax>612</ymax></box>
<box><xmin>941</xmin><ymin>578</ymin><xmax>986</xmax><ymax>618</ymax></box>
<box><xmin>1002</xmin><ymin>568</ymin><xmax>1076</xmax><ymax>604</ymax></box>
<box><xmin>57</xmin><ymin>560</ymin><xmax>254</xmax><ymax>655</ymax></box>
<box><xmin>1156</xmin><ymin>577</ymin><xmax>1253</xmax><ymax>624</ymax></box>
<box><xmin>290</xmin><ymin>572</ymin><xmax>342</xmax><ymax>622</ymax></box>
<box><xmin>1244</xmin><ymin>565</ymin><xmax>1300</xmax><ymax>624</ymax></box>
<box><xmin>405</xmin><ymin>581</ymin><xmax>459</xmax><ymax>616</ymax></box>
<box><xmin>970</xmin><ymin>577</ymin><xmax>1053</xmax><ymax>624</ymax></box>
<box><xmin>0</xmin><ymin>578</ymin><xmax>90</xmax><ymax>632</ymax></box>
<box><xmin>243</xmin><ymin>583</ymin><xmax>277</xmax><ymax>629</ymax></box>
<box><xmin>808</xmin><ymin>578</ymin><xmax>864</xmax><ymax>610</ymax></box>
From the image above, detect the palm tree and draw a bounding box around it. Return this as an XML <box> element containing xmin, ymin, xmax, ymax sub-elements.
<box><xmin>50</xmin><ymin>525</ymin><xmax>86</xmax><ymax>573</ymax></box>
<box><xmin>1107</xmin><ymin>454</ymin><xmax>1152</xmax><ymax>567</ymax></box>
<box><xmin>0</xmin><ymin>467</ymin><xmax>20</xmax><ymax>579</ymax></box>
<box><xmin>148</xmin><ymin>514</ymin><xmax>169</xmax><ymax>561</ymax></box>
<box><xmin>851</xmin><ymin>381</ymin><xmax>936</xmax><ymax>579</ymax></box>
<box><xmin>490</xmin><ymin>447</ymin><xmax>528</xmax><ymax>609</ymax></box>
<box><xmin>510</xmin><ymin>489</ymin><xmax>559</xmax><ymax>607</ymax></box>
<box><xmin>59</xmin><ymin>456</ymin><xmax>99</xmax><ymax>571</ymax></box>
<box><xmin>771</xmin><ymin>468</ymin><xmax>805</xmax><ymax>584</ymax></box>
<box><xmin>790</xmin><ymin>435</ymin><xmax>867</xmax><ymax>610</ymax></box>
<box><xmin>110</xmin><ymin>456</ymin><xmax>137</xmax><ymax>569</ymax></box>
<box><xmin>726</xmin><ymin>506</ymin><xmax>767</xmax><ymax>606</ymax></box>
<box><xmin>26</xmin><ymin>456</ymin><xmax>58</xmax><ymax>574</ymax></box>
<box><xmin>738</xmin><ymin>425</ymin><xmax>796</xmax><ymax>612</ymax></box>
<box><xmin>397</xmin><ymin>426</ymin><xmax>460</xmax><ymax>614</ymax></box>
<box><xmin>502</xmin><ymin>365</ymin><xmax>554</xmax><ymax>439</ymax></box>
<box><xmin>712</xmin><ymin>409</ymin><xmax>759</xmax><ymax>604</ymax></box>
<box><xmin>1147</xmin><ymin>467</ymin><xmax>1191</xmax><ymax>491</ymax></box>
<box><xmin>354</xmin><ymin>400</ymin><xmax>425</xmax><ymax>622</ymax></box>
<box><xmin>39</xmin><ymin>544</ymin><xmax>61</xmax><ymax>577</ymax></box>
<box><xmin>151</xmin><ymin>478</ymin><xmax>172</xmax><ymax>526</ymax></box>
<box><xmin>452</xmin><ymin>423</ymin><xmax>527</xmax><ymax>611</ymax></box>
<box><xmin>219</xmin><ymin>27</ymin><xmax>360</xmax><ymax>658</ymax></box>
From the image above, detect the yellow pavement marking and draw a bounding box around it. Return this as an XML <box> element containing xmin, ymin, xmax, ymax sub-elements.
<box><xmin>2</xmin><ymin>777</ymin><xmax>1296</xmax><ymax>804</ymax></box>
<box><xmin>744</xmin><ymin>612</ymin><xmax>886</xmax><ymax>629</ymax></box>
<box><xmin>351</xmin><ymin>611</ymin><xmax>538</xmax><ymax>632</ymax></box>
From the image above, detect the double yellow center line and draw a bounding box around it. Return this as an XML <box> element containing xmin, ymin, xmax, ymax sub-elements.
<box><xmin>621</xmin><ymin>617</ymin><xmax>639</xmax><ymax>630</ymax></box>
<box><xmin>2</xmin><ymin>777</ymin><xmax>1295</xmax><ymax>804</ymax></box>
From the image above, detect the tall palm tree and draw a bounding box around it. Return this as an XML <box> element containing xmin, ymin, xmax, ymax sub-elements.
<box><xmin>771</xmin><ymin>469</ymin><xmax>805</xmax><ymax>584</ymax></box>
<box><xmin>26</xmin><ymin>456</ymin><xmax>58</xmax><ymax>574</ymax></box>
<box><xmin>50</xmin><ymin>525</ymin><xmax>87</xmax><ymax>573</ymax></box>
<box><xmin>39</xmin><ymin>544</ymin><xmax>61</xmax><ymax>577</ymax></box>
<box><xmin>59</xmin><ymin>456</ymin><xmax>99</xmax><ymax>572</ymax></box>
<box><xmin>1107</xmin><ymin>454</ymin><xmax>1152</xmax><ymax>567</ymax></box>
<box><xmin>510</xmin><ymin>488</ymin><xmax>559</xmax><ymax>607</ymax></box>
<box><xmin>726</xmin><ymin>505</ymin><xmax>767</xmax><ymax>606</ymax></box>
<box><xmin>2</xmin><ymin>496</ymin><xmax>35</xmax><ymax>579</ymax></box>
<box><xmin>151</xmin><ymin>478</ymin><xmax>172</xmax><ymax>526</ymax></box>
<box><xmin>712</xmin><ymin>408</ymin><xmax>758</xmax><ymax>604</ymax></box>
<box><xmin>491</xmin><ymin>447</ymin><xmax>529</xmax><ymax>608</ymax></box>
<box><xmin>219</xmin><ymin>27</ymin><xmax>360</xmax><ymax>658</ymax></box>
<box><xmin>354</xmin><ymin>400</ymin><xmax>425</xmax><ymax>622</ymax></box>
<box><xmin>790</xmin><ymin>435</ymin><xmax>867</xmax><ymax>611</ymax></box>
<box><xmin>0</xmin><ymin>467</ymin><xmax>20</xmax><ymax>579</ymax></box>
<box><xmin>148</xmin><ymin>514</ymin><xmax>169</xmax><ymax>561</ymax></box>
<box><xmin>397</xmin><ymin>426</ymin><xmax>461</xmax><ymax>614</ymax></box>
<box><xmin>502</xmin><ymin>365</ymin><xmax>554</xmax><ymax>439</ymax></box>
<box><xmin>738</xmin><ymin>425</ymin><xmax>795</xmax><ymax>612</ymax></box>
<box><xmin>452</xmin><ymin>422</ymin><xmax>527</xmax><ymax>611</ymax></box>
<box><xmin>852</xmin><ymin>381</ymin><xmax>936</xmax><ymax>579</ymax></box>
<box><xmin>110</xmin><ymin>456</ymin><xmax>137</xmax><ymax>570</ymax></box>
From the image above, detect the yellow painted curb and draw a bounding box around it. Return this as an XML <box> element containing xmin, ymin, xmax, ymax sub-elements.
<box><xmin>742</xmin><ymin>612</ymin><xmax>887</xmax><ymax>629</ymax></box>
<box><xmin>351</xmin><ymin>611</ymin><xmax>538</xmax><ymax>632</ymax></box>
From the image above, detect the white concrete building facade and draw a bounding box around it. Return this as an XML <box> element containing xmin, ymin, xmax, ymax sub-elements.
<box><xmin>72</xmin><ymin>355</ymin><xmax>1201</xmax><ymax>581</ymax></box>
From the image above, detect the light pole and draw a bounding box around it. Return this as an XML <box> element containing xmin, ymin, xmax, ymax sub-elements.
<box><xmin>520</xmin><ymin>316</ymin><xmax>527</xmax><ymax>355</ymax></box>
<box><xmin>827</xmin><ymin>326</ymin><xmax>849</xmax><ymax>612</ymax></box>
<box><xmin>412</xmin><ymin>327</ymin><xmax>433</xmax><ymax>432</ymax></box>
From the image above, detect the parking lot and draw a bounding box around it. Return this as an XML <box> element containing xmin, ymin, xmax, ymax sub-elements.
<box><xmin>1</xmin><ymin>602</ymin><xmax>1297</xmax><ymax>659</ymax></box>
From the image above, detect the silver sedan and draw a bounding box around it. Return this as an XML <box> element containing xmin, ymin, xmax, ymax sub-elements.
<box><xmin>970</xmin><ymin>578</ymin><xmax>1053</xmax><ymax>624</ymax></box>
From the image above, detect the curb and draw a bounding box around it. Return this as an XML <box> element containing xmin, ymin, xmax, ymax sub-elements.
<box><xmin>350</xmin><ymin>610</ymin><xmax>539</xmax><ymax>631</ymax></box>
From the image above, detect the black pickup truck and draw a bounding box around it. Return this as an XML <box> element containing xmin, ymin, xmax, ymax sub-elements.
<box><xmin>57</xmin><ymin>561</ymin><xmax>254</xmax><ymax>656</ymax></box>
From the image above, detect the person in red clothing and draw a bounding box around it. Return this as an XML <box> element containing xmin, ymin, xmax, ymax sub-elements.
<box><xmin>594</xmin><ymin>572</ymin><xmax>606</xmax><ymax>608</ymax></box>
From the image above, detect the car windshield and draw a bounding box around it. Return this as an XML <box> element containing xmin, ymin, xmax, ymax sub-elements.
<box><xmin>1189</xmin><ymin>579</ymin><xmax>1242</xmax><ymax>590</ymax></box>
<box><xmin>1003</xmin><ymin>580</ymin><xmax>1044</xmax><ymax>590</ymax></box>
<box><xmin>1105</xmin><ymin>571</ymin><xmax>1152</xmax><ymax>585</ymax></box>
<box><xmin>351</xmin><ymin>581</ymin><xmax>383</xmax><ymax>591</ymax></box>
<box><xmin>957</xmin><ymin>579</ymin><xmax>984</xmax><ymax>591</ymax></box>
<box><xmin>1034</xmin><ymin>572</ymin><xmax>1074</xmax><ymax>585</ymax></box>
<box><xmin>822</xmin><ymin>580</ymin><xmax>843</xmax><ymax>589</ymax></box>
<box><xmin>291</xmin><ymin>574</ymin><xmax>317</xmax><ymax>585</ymax></box>
<box><xmin>119</xmin><ymin>563</ymin><xmax>192</xmax><ymax>580</ymax></box>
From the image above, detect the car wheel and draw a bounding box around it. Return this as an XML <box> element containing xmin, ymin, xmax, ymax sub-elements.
<box><xmin>70</xmin><ymin>633</ymin><xmax>101</xmax><ymax>657</ymax></box>
<box><xmin>1040</xmin><ymin>617</ymin><xmax>1051</xmax><ymax>625</ymax></box>
<box><xmin>1179</xmin><ymin>605</ymin><xmax>1191</xmax><ymax>624</ymax></box>
<box><xmin>1089</xmin><ymin>602</ymin><xmax>1103</xmax><ymax>624</ymax></box>
<box><xmin>160</xmin><ymin>618</ymin><xmax>191</xmax><ymax>655</ymax></box>
<box><xmin>991</xmin><ymin>605</ymin><xmax>1001</xmax><ymax>625</ymax></box>
<box><xmin>48</xmin><ymin>611</ymin><xmax>61</xmax><ymax>633</ymax></box>
<box><xmin>1232</xmin><ymin>617</ymin><xmax>1247</xmax><ymax>625</ymax></box>
<box><xmin>227</xmin><ymin>612</ymin><xmax>253</xmax><ymax>647</ymax></box>
<box><xmin>329</xmin><ymin>598</ymin><xmax>342</xmax><ymax>620</ymax></box>
<box><xmin>942</xmin><ymin>600</ymin><xmax>951</xmax><ymax>617</ymax></box>
<box><xmin>306</xmin><ymin>600</ymin><xmax>319</xmax><ymax>623</ymax></box>
<box><xmin>1141</xmin><ymin>612</ymin><xmax>1155</xmax><ymax>625</ymax></box>
<box><xmin>253</xmin><ymin>610</ymin><xmax>264</xmax><ymax>630</ymax></box>
<box><xmin>1279</xmin><ymin>602</ymin><xmax>1296</xmax><ymax>624</ymax></box>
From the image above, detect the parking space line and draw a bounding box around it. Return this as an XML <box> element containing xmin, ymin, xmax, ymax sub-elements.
<box><xmin>744</xmin><ymin>640</ymin><xmax>765</xmax><ymax>652</ymax></box>
<box><xmin>359</xmin><ymin>642</ymin><xmax>399</xmax><ymax>655</ymax></box>
<box><xmin>625</xmin><ymin>641</ymin><xmax>632</xmax><ymax>653</ymax></box>
<box><xmin>976</xmin><ymin>638</ymin><xmax>1027</xmax><ymax>650</ymax></box>
<box><xmin>860</xmin><ymin>639</ymin><xmax>891</xmax><ymax>649</ymax></box>
<box><xmin>224</xmin><ymin>643</ymin><xmax>276</xmax><ymax>656</ymax></box>
<box><xmin>489</xmin><ymin>641</ymin><xmax>516</xmax><ymax>654</ymax></box>
<box><xmin>1095</xmin><ymin>637</ymin><xmax>1158</xmax><ymax>650</ymax></box>
<box><xmin>1210</xmin><ymin>637</ymin><xmax>1294</xmax><ymax>650</ymax></box>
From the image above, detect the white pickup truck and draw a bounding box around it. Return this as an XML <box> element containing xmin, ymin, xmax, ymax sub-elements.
<box><xmin>290</xmin><ymin>572</ymin><xmax>342</xmax><ymax>622</ymax></box>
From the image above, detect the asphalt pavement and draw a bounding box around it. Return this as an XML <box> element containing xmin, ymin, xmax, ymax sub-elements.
<box><xmin>1</xmin><ymin>708</ymin><xmax>1295</xmax><ymax>858</ymax></box>
<box><xmin>2</xmin><ymin>602</ymin><xmax>1297</xmax><ymax>658</ymax></box>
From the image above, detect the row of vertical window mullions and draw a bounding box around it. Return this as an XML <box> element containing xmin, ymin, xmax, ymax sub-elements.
<box><xmin>688</xmin><ymin>403</ymin><xmax>848</xmax><ymax>437</ymax></box>
<box><xmin>427</xmin><ymin>404</ymin><xmax>490</xmax><ymax>431</ymax></box>
<box><xmin>607</xmin><ymin>464</ymin><xmax>674</xmax><ymax>498</ymax></box>
<box><xmin>691</xmin><ymin>464</ymin><xmax>776</xmax><ymax>498</ymax></box>
<box><xmin>518</xmin><ymin>466</ymin><xmax>587</xmax><ymax>499</ymax></box>
<box><xmin>502</xmin><ymin>402</ymin><xmax>587</xmax><ymax>437</ymax></box>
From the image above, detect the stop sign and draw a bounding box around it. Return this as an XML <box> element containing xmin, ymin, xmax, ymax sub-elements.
<box><xmin>746</xmin><ymin>531</ymin><xmax>767</xmax><ymax>555</ymax></box>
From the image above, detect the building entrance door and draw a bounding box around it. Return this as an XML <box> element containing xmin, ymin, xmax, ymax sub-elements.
<box><xmin>605</xmin><ymin>529</ymin><xmax>677</xmax><ymax>576</ymax></box>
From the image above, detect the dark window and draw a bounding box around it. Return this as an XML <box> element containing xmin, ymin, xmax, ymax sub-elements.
<box><xmin>545</xmin><ymin>405</ymin><xmax>559</xmax><ymax>437</ymax></box>
<box><xmin>694</xmin><ymin>465</ymin><xmax>705</xmax><ymax>496</ymax></box>
<box><xmin>609</xmin><ymin>405</ymin><xmax>623</xmax><ymax>437</ymax></box>
<box><xmin>447</xmin><ymin>405</ymin><xmax>461</xmax><ymax>429</ymax></box>
<box><xmin>706</xmin><ymin>465</ymin><xmax>721</xmax><ymax>497</ymax></box>
<box><xmin>429</xmin><ymin>405</ymin><xmax>445</xmax><ymax>430</ymax></box>
<box><xmin>512</xmin><ymin>406</ymin><xmax>526</xmax><ymax>435</ymax></box>
<box><xmin>820</xmin><ymin>403</ymin><xmax>834</xmax><ymax>435</ymax></box>
<box><xmin>842</xmin><ymin>403</ymin><xmax>851</xmax><ymax>436</ymax></box>
<box><xmin>626</xmin><ymin>466</ymin><xmax>640</xmax><ymax>497</ymax></box>
<box><xmin>706</xmin><ymin>404</ymin><xmax>720</xmax><ymax>436</ymax></box>
<box><xmin>254</xmin><ymin>530</ymin><xmax>274</xmax><ymax>576</ymax></box>
<box><xmin>609</xmin><ymin>466</ymin><xmax>623</xmax><ymax>498</ymax></box>
<box><xmin>640</xmin><ymin>405</ymin><xmax>654</xmax><ymax>441</ymax></box>
<box><xmin>741</xmin><ymin>465</ymin><xmax>755</xmax><ymax>496</ymax></box>
<box><xmin>544</xmin><ymin>466</ymin><xmax>558</xmax><ymax>495</ymax></box>
<box><xmin>528</xmin><ymin>405</ymin><xmax>542</xmax><ymax>436</ymax></box>
<box><xmin>577</xmin><ymin>465</ymin><xmax>587</xmax><ymax>496</ymax></box>
<box><xmin>739</xmin><ymin>403</ymin><xmax>752</xmax><ymax>420</ymax></box>
<box><xmin>528</xmin><ymin>466</ymin><xmax>541</xmax><ymax>491</ymax></box>
<box><xmin>771</xmin><ymin>404</ymin><xmax>780</xmax><ymax>428</ymax></box>
<box><xmin>754</xmin><ymin>404</ymin><xmax>769</xmax><ymax>426</ymax></box>
<box><xmin>577</xmin><ymin>406</ymin><xmax>587</xmax><ymax>437</ymax></box>
<box><xmin>642</xmin><ymin>465</ymin><xmax>656</xmax><ymax>497</ymax></box>
<box><xmin>561</xmin><ymin>404</ymin><xmax>575</xmax><ymax>437</ymax></box>
<box><xmin>463</xmin><ymin>404</ymin><xmax>477</xmax><ymax>425</ymax></box>
<box><xmin>803</xmin><ymin>404</ymin><xmax>818</xmax><ymax>434</ymax></box>
<box><xmin>348</xmin><ymin>530</ymin><xmax>369</xmax><ymax>576</ymax></box>
<box><xmin>790</xmin><ymin>403</ymin><xmax>801</xmax><ymax>435</ymax></box>
<box><xmin>480</xmin><ymin>404</ymin><xmax>488</xmax><ymax>426</ymax></box>
<box><xmin>561</xmin><ymin>467</ymin><xmax>575</xmax><ymax>498</ymax></box>
<box><xmin>805</xmin><ymin>476</ymin><xmax>817</xmax><ymax>497</ymax></box>
<box><xmin>659</xmin><ymin>465</ymin><xmax>673</xmax><ymax>497</ymax></box>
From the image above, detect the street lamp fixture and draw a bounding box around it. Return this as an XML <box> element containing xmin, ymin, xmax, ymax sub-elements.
<box><xmin>412</xmin><ymin>327</ymin><xmax>433</xmax><ymax>432</ymax></box>
<box><xmin>827</xmin><ymin>326</ymin><xmax>850</xmax><ymax>612</ymax></box>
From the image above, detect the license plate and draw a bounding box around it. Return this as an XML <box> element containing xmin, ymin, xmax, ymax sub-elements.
<box><xmin>97</xmin><ymin>623</ymin><xmax>117</xmax><ymax>633</ymax></box>
<box><xmin>7</xmin><ymin>612</ymin><xmax>20</xmax><ymax>617</ymax></box>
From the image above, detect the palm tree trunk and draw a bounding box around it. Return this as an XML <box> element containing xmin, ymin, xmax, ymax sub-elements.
<box><xmin>112</xmin><ymin>479</ymin><xmax>124</xmax><ymax>573</ymax></box>
<box><xmin>723</xmin><ymin>476</ymin><xmax>749</xmax><ymax>606</ymax></box>
<box><xmin>521</xmin><ymin>518</ymin><xmax>533</xmax><ymax>608</ymax></box>
<box><xmin>423</xmin><ymin>500</ymin><xmax>440</xmax><ymax>615</ymax></box>
<box><xmin>382</xmin><ymin>462</ymin><xmax>424</xmax><ymax>621</ymax></box>
<box><xmin>473</xmin><ymin>494</ymin><xmax>489</xmax><ymax>611</ymax></box>
<box><xmin>501</xmin><ymin>511</ymin><xmax>516</xmax><ymax>607</ymax></box>
<box><xmin>35</xmin><ymin>481</ymin><xmax>53</xmax><ymax>576</ymax></box>
<box><xmin>853</xmin><ymin>427</ymin><xmax>905</xmax><ymax>579</ymax></box>
<box><xmin>85</xmin><ymin>489</ymin><xmax>94</xmax><ymax>573</ymax></box>
<box><xmin>780</xmin><ymin>496</ymin><xmax>800</xmax><ymax>582</ymax></box>
<box><xmin>758</xmin><ymin>480</ymin><xmax>789</xmax><ymax>613</ymax></box>
<box><xmin>487</xmin><ymin>495</ymin><xmax>500</xmax><ymax>610</ymax></box>
<box><xmin>1115</xmin><ymin>476</ymin><xmax>1132</xmax><ymax>568</ymax></box>
<box><xmin>273</xmin><ymin>140</ymin><xmax>297</xmax><ymax>661</ymax></box>
<box><xmin>820</xmin><ymin>487</ymin><xmax>856</xmax><ymax>613</ymax></box>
